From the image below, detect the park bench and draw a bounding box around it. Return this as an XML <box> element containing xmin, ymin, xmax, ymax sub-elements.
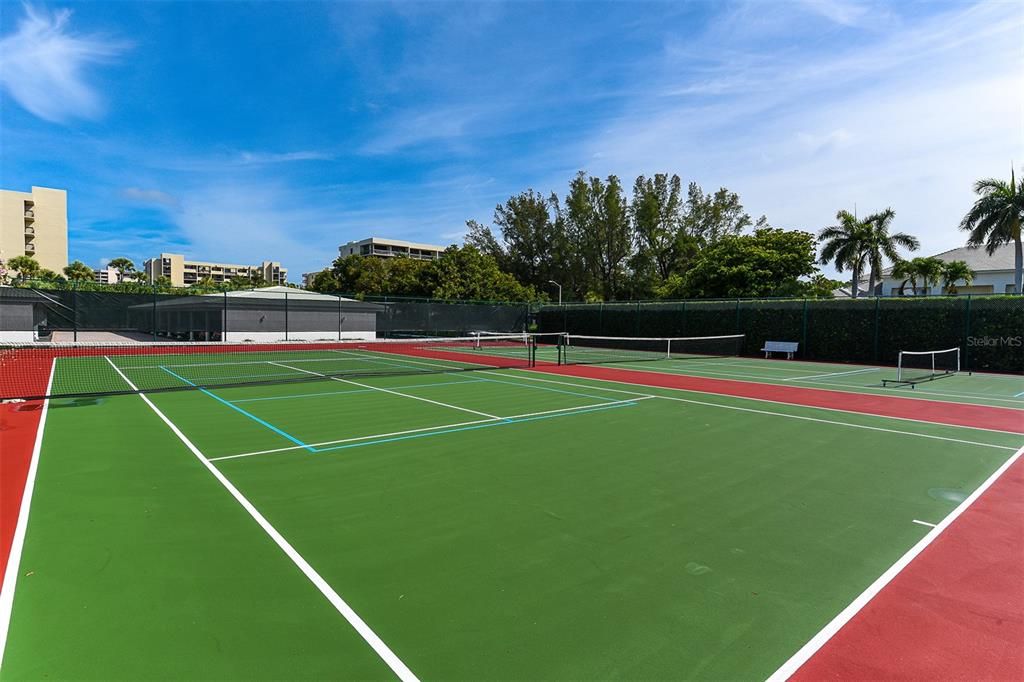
<box><xmin>762</xmin><ymin>340</ymin><xmax>799</xmax><ymax>359</ymax></box>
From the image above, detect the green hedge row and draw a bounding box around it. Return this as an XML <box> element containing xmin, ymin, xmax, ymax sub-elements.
<box><xmin>538</xmin><ymin>296</ymin><xmax>1024</xmax><ymax>373</ymax></box>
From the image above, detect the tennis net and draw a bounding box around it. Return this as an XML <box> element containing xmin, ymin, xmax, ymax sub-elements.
<box><xmin>0</xmin><ymin>334</ymin><xmax>560</xmax><ymax>401</ymax></box>
<box><xmin>882</xmin><ymin>347</ymin><xmax>961</xmax><ymax>386</ymax></box>
<box><xmin>559</xmin><ymin>334</ymin><xmax>745</xmax><ymax>366</ymax></box>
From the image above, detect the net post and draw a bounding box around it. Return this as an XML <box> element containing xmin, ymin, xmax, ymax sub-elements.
<box><xmin>223</xmin><ymin>291</ymin><xmax>228</xmax><ymax>342</ymax></box>
<box><xmin>666</xmin><ymin>338</ymin><xmax>671</xmax><ymax>359</ymax></box>
<box><xmin>896</xmin><ymin>351</ymin><xmax>903</xmax><ymax>382</ymax></box>
<box><xmin>284</xmin><ymin>290</ymin><xmax>289</xmax><ymax>341</ymax></box>
<box><xmin>72</xmin><ymin>281</ymin><xmax>78</xmax><ymax>343</ymax></box>
<box><xmin>152</xmin><ymin>283</ymin><xmax>157</xmax><ymax>342</ymax></box>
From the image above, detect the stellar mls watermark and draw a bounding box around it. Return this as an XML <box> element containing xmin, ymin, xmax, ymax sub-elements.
<box><xmin>966</xmin><ymin>335</ymin><xmax>1022</xmax><ymax>347</ymax></box>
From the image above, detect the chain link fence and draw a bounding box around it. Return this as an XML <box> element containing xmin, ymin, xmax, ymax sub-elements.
<box><xmin>0</xmin><ymin>285</ymin><xmax>531</xmax><ymax>343</ymax></box>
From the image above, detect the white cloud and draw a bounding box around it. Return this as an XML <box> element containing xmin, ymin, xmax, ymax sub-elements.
<box><xmin>121</xmin><ymin>187</ymin><xmax>179</xmax><ymax>208</ymax></box>
<box><xmin>577</xmin><ymin>1</ymin><xmax>1024</xmax><ymax>274</ymax></box>
<box><xmin>0</xmin><ymin>4</ymin><xmax>128</xmax><ymax>123</ymax></box>
<box><xmin>237</xmin><ymin>150</ymin><xmax>333</xmax><ymax>164</ymax></box>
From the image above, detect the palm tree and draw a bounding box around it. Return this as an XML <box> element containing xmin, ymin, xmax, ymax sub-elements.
<box><xmin>108</xmin><ymin>257</ymin><xmax>136</xmax><ymax>283</ymax></box>
<box><xmin>63</xmin><ymin>260</ymin><xmax>95</xmax><ymax>281</ymax></box>
<box><xmin>818</xmin><ymin>210</ymin><xmax>871</xmax><ymax>298</ymax></box>
<box><xmin>941</xmin><ymin>260</ymin><xmax>975</xmax><ymax>295</ymax></box>
<box><xmin>7</xmin><ymin>255</ymin><xmax>41</xmax><ymax>280</ymax></box>
<box><xmin>861</xmin><ymin>208</ymin><xmax>919</xmax><ymax>295</ymax></box>
<box><xmin>892</xmin><ymin>257</ymin><xmax>945</xmax><ymax>296</ymax></box>
<box><xmin>960</xmin><ymin>169</ymin><xmax>1024</xmax><ymax>293</ymax></box>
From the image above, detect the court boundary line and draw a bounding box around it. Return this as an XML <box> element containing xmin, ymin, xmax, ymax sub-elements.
<box><xmin>518</xmin><ymin>369</ymin><xmax>1023</xmax><ymax>436</ymax></box>
<box><xmin>766</xmin><ymin>443</ymin><xmax>1024</xmax><ymax>681</ymax></box>
<box><xmin>0</xmin><ymin>359</ymin><xmax>55</xmax><ymax>669</ymax></box>
<box><xmin>228</xmin><ymin>377</ymin><xmax>487</xmax><ymax>404</ymax></box>
<box><xmin>784</xmin><ymin>368</ymin><xmax>879</xmax><ymax>381</ymax></box>
<box><xmin>484</xmin><ymin>371</ymin><xmax>1021</xmax><ymax>447</ymax></box>
<box><xmin>210</xmin><ymin>397</ymin><xmax>654</xmax><ymax>461</ymax></box>
<box><xmin>268</xmin><ymin>361</ymin><xmax>501</xmax><ymax>420</ymax></box>
<box><xmin>102</xmin><ymin>358</ymin><xmax>418</xmax><ymax>681</ymax></box>
<box><xmin>596</xmin><ymin>362</ymin><xmax>1024</xmax><ymax>408</ymax></box>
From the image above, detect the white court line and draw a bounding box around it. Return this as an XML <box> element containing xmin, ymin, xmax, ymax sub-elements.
<box><xmin>0</xmin><ymin>359</ymin><xmax>56</xmax><ymax>669</ymax></box>
<box><xmin>210</xmin><ymin>397</ymin><xmax>653</xmax><ymax>462</ymax></box>
<box><xmin>268</xmin><ymin>361</ymin><xmax>501</xmax><ymax>420</ymax></box>
<box><xmin>536</xmin><ymin>367</ymin><xmax>1024</xmax><ymax>433</ymax></box>
<box><xmin>911</xmin><ymin>519</ymin><xmax>937</xmax><ymax>528</ymax></box>
<box><xmin>784</xmin><ymin>368</ymin><xmax>879</xmax><ymax>381</ymax></box>
<box><xmin>101</xmin><ymin>357</ymin><xmax>418</xmax><ymax>681</ymax></box>
<box><xmin>767</xmin><ymin>443</ymin><xmax>1024</xmax><ymax>682</ymax></box>
<box><xmin>485</xmin><ymin>371</ymin><xmax>1024</xmax><ymax>442</ymax></box>
<box><xmin>611</xmin><ymin>363</ymin><xmax>1024</xmax><ymax>407</ymax></box>
<box><xmin>121</xmin><ymin>355</ymin><xmax>392</xmax><ymax>371</ymax></box>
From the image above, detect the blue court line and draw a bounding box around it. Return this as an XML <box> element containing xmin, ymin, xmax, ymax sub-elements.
<box><xmin>228</xmin><ymin>377</ymin><xmax>488</xmax><ymax>404</ymax></box>
<box><xmin>311</xmin><ymin>401</ymin><xmax>638</xmax><ymax>453</ymax></box>
<box><xmin>158</xmin><ymin>366</ymin><xmax>315</xmax><ymax>452</ymax></box>
<box><xmin>1014</xmin><ymin>390</ymin><xmax>1024</xmax><ymax>398</ymax></box>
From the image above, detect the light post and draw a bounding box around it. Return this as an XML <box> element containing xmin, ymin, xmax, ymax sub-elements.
<box><xmin>547</xmin><ymin>280</ymin><xmax>562</xmax><ymax>305</ymax></box>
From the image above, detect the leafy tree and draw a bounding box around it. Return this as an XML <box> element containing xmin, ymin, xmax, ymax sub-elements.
<box><xmin>0</xmin><ymin>258</ymin><xmax>7</xmax><ymax>284</ymax></box>
<box><xmin>563</xmin><ymin>172</ymin><xmax>632</xmax><ymax>300</ymax></box>
<box><xmin>464</xmin><ymin>220</ymin><xmax>504</xmax><ymax>263</ymax></box>
<box><xmin>631</xmin><ymin>174</ymin><xmax>684</xmax><ymax>282</ymax></box>
<box><xmin>63</xmin><ymin>260</ymin><xmax>94</xmax><ymax>281</ymax></box>
<box><xmin>37</xmin><ymin>268</ymin><xmax>64</xmax><ymax>282</ymax></box>
<box><xmin>682</xmin><ymin>183</ymin><xmax>756</xmax><ymax>245</ymax></box>
<box><xmin>108</xmin><ymin>257</ymin><xmax>137</xmax><ymax>282</ymax></box>
<box><xmin>941</xmin><ymin>260</ymin><xmax>975</xmax><ymax>295</ymax></box>
<box><xmin>818</xmin><ymin>210</ymin><xmax>871</xmax><ymax>298</ymax></box>
<box><xmin>426</xmin><ymin>245</ymin><xmax>538</xmax><ymax>301</ymax></box>
<box><xmin>959</xmin><ymin>169</ymin><xmax>1024</xmax><ymax>293</ymax></box>
<box><xmin>7</xmin><ymin>255</ymin><xmax>41</xmax><ymax>280</ymax></box>
<box><xmin>307</xmin><ymin>268</ymin><xmax>340</xmax><ymax>292</ymax></box>
<box><xmin>681</xmin><ymin>228</ymin><xmax>819</xmax><ymax>298</ymax></box>
<box><xmin>195</xmin><ymin>276</ymin><xmax>217</xmax><ymax>289</ymax></box>
<box><xmin>797</xmin><ymin>274</ymin><xmax>845</xmax><ymax>298</ymax></box>
<box><xmin>860</xmin><ymin>208</ymin><xmax>919</xmax><ymax>295</ymax></box>
<box><xmin>891</xmin><ymin>257</ymin><xmax>945</xmax><ymax>296</ymax></box>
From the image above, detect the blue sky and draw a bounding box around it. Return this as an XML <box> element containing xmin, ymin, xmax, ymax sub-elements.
<box><xmin>1</xmin><ymin>0</ymin><xmax>1022</xmax><ymax>279</ymax></box>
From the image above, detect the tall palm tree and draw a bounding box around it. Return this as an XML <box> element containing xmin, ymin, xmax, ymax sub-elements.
<box><xmin>959</xmin><ymin>169</ymin><xmax>1024</xmax><ymax>293</ymax></box>
<box><xmin>818</xmin><ymin>210</ymin><xmax>871</xmax><ymax>298</ymax></box>
<box><xmin>892</xmin><ymin>257</ymin><xmax>945</xmax><ymax>296</ymax></box>
<box><xmin>861</xmin><ymin>208</ymin><xmax>919</xmax><ymax>295</ymax></box>
<box><xmin>6</xmin><ymin>255</ymin><xmax>41</xmax><ymax>280</ymax></box>
<box><xmin>941</xmin><ymin>260</ymin><xmax>975</xmax><ymax>295</ymax></box>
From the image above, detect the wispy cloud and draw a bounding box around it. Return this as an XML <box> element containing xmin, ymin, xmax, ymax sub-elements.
<box><xmin>237</xmin><ymin>150</ymin><xmax>333</xmax><ymax>164</ymax></box>
<box><xmin>121</xmin><ymin>187</ymin><xmax>179</xmax><ymax>208</ymax></box>
<box><xmin>0</xmin><ymin>4</ymin><xmax>129</xmax><ymax>123</ymax></box>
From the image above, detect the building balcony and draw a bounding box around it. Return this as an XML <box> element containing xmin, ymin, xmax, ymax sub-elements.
<box><xmin>25</xmin><ymin>243</ymin><xmax>36</xmax><ymax>253</ymax></box>
<box><xmin>24</xmin><ymin>226</ymin><xmax>34</xmax><ymax>236</ymax></box>
<box><xmin>24</xmin><ymin>212</ymin><xmax>34</xmax><ymax>221</ymax></box>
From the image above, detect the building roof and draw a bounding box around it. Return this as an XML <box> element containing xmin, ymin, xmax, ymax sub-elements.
<box><xmin>342</xmin><ymin>237</ymin><xmax>447</xmax><ymax>251</ymax></box>
<box><xmin>199</xmin><ymin>285</ymin><xmax>356</xmax><ymax>301</ymax></box>
<box><xmin>882</xmin><ymin>243</ymin><xmax>1017</xmax><ymax>275</ymax></box>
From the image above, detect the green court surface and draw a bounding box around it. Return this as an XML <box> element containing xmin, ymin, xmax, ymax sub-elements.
<box><xmin>3</xmin><ymin>351</ymin><xmax>1022</xmax><ymax>679</ymax></box>
<box><xmin>535</xmin><ymin>344</ymin><xmax>1024</xmax><ymax>409</ymax></box>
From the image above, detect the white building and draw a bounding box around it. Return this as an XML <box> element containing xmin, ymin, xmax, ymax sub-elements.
<box><xmin>880</xmin><ymin>243</ymin><xmax>1019</xmax><ymax>296</ymax></box>
<box><xmin>94</xmin><ymin>265</ymin><xmax>123</xmax><ymax>284</ymax></box>
<box><xmin>339</xmin><ymin>237</ymin><xmax>446</xmax><ymax>261</ymax></box>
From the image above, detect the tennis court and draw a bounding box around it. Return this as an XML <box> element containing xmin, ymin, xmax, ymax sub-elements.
<box><xmin>1</xmin><ymin>335</ymin><xmax>1021</xmax><ymax>679</ymax></box>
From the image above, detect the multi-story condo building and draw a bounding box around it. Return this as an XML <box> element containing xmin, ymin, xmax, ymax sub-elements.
<box><xmin>93</xmin><ymin>265</ymin><xmax>123</xmax><ymax>284</ymax></box>
<box><xmin>0</xmin><ymin>186</ymin><xmax>69</xmax><ymax>274</ymax></box>
<box><xmin>339</xmin><ymin>237</ymin><xmax>446</xmax><ymax>261</ymax></box>
<box><xmin>143</xmin><ymin>253</ymin><xmax>287</xmax><ymax>287</ymax></box>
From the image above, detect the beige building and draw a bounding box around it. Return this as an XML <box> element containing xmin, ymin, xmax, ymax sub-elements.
<box><xmin>143</xmin><ymin>253</ymin><xmax>287</xmax><ymax>287</ymax></box>
<box><xmin>93</xmin><ymin>265</ymin><xmax>123</xmax><ymax>284</ymax></box>
<box><xmin>339</xmin><ymin>237</ymin><xmax>446</xmax><ymax>261</ymax></box>
<box><xmin>0</xmin><ymin>186</ymin><xmax>68</xmax><ymax>274</ymax></box>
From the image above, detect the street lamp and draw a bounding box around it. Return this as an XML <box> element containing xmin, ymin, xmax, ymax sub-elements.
<box><xmin>547</xmin><ymin>280</ymin><xmax>562</xmax><ymax>305</ymax></box>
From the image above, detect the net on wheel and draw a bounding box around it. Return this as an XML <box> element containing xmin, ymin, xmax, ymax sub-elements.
<box><xmin>559</xmin><ymin>334</ymin><xmax>744</xmax><ymax>366</ymax></box>
<box><xmin>882</xmin><ymin>347</ymin><xmax>961</xmax><ymax>386</ymax></box>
